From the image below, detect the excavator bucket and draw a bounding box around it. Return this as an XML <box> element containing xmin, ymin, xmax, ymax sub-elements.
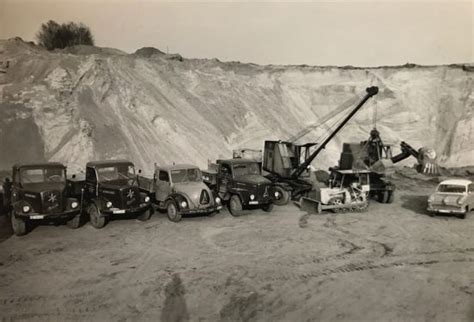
<box><xmin>370</xmin><ymin>159</ymin><xmax>396</xmax><ymax>175</ymax></box>
<box><xmin>417</xmin><ymin>147</ymin><xmax>439</xmax><ymax>175</ymax></box>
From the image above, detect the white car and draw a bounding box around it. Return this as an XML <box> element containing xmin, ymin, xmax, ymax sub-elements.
<box><xmin>427</xmin><ymin>179</ymin><xmax>474</xmax><ymax>219</ymax></box>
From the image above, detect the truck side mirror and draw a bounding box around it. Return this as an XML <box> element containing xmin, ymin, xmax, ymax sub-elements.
<box><xmin>138</xmin><ymin>169</ymin><xmax>142</xmax><ymax>174</ymax></box>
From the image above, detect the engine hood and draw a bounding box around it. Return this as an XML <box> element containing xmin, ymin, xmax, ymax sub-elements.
<box><xmin>173</xmin><ymin>182</ymin><xmax>213</xmax><ymax>207</ymax></box>
<box><xmin>21</xmin><ymin>182</ymin><xmax>65</xmax><ymax>193</ymax></box>
<box><xmin>234</xmin><ymin>175</ymin><xmax>271</xmax><ymax>185</ymax></box>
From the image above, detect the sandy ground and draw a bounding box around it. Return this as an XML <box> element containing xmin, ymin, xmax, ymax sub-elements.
<box><xmin>0</xmin><ymin>178</ymin><xmax>473</xmax><ymax>322</ymax></box>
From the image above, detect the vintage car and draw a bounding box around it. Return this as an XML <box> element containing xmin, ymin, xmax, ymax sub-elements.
<box><xmin>2</xmin><ymin>162</ymin><xmax>81</xmax><ymax>236</ymax></box>
<box><xmin>71</xmin><ymin>160</ymin><xmax>153</xmax><ymax>228</ymax></box>
<box><xmin>138</xmin><ymin>164</ymin><xmax>222</xmax><ymax>222</ymax></box>
<box><xmin>427</xmin><ymin>179</ymin><xmax>474</xmax><ymax>219</ymax></box>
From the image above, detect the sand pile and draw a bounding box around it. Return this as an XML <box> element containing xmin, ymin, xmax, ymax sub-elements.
<box><xmin>0</xmin><ymin>38</ymin><xmax>472</xmax><ymax>173</ymax></box>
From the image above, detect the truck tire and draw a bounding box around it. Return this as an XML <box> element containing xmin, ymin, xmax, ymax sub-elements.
<box><xmin>229</xmin><ymin>195</ymin><xmax>244</xmax><ymax>217</ymax></box>
<box><xmin>88</xmin><ymin>203</ymin><xmax>106</xmax><ymax>229</ymax></box>
<box><xmin>262</xmin><ymin>203</ymin><xmax>274</xmax><ymax>212</ymax></box>
<box><xmin>11</xmin><ymin>212</ymin><xmax>27</xmax><ymax>236</ymax></box>
<box><xmin>137</xmin><ymin>208</ymin><xmax>152</xmax><ymax>221</ymax></box>
<box><xmin>67</xmin><ymin>213</ymin><xmax>82</xmax><ymax>229</ymax></box>
<box><xmin>273</xmin><ymin>186</ymin><xmax>290</xmax><ymax>206</ymax></box>
<box><xmin>166</xmin><ymin>201</ymin><xmax>182</xmax><ymax>222</ymax></box>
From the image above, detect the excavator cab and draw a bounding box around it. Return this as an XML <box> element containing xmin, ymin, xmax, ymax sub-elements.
<box><xmin>263</xmin><ymin>141</ymin><xmax>316</xmax><ymax>179</ymax></box>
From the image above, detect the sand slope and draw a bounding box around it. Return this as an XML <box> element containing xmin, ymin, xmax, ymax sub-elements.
<box><xmin>0</xmin><ymin>38</ymin><xmax>472</xmax><ymax>173</ymax></box>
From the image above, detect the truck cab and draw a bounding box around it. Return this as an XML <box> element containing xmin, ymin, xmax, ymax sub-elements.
<box><xmin>203</xmin><ymin>159</ymin><xmax>276</xmax><ymax>216</ymax></box>
<box><xmin>2</xmin><ymin>162</ymin><xmax>81</xmax><ymax>236</ymax></box>
<box><xmin>139</xmin><ymin>164</ymin><xmax>222</xmax><ymax>222</ymax></box>
<box><xmin>81</xmin><ymin>160</ymin><xmax>152</xmax><ymax>228</ymax></box>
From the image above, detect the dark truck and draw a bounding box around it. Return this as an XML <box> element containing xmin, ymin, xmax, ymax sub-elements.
<box><xmin>70</xmin><ymin>160</ymin><xmax>153</xmax><ymax>228</ymax></box>
<box><xmin>2</xmin><ymin>162</ymin><xmax>81</xmax><ymax>236</ymax></box>
<box><xmin>138</xmin><ymin>164</ymin><xmax>223</xmax><ymax>222</ymax></box>
<box><xmin>202</xmin><ymin>159</ymin><xmax>277</xmax><ymax>216</ymax></box>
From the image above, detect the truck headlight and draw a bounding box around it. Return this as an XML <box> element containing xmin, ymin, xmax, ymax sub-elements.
<box><xmin>144</xmin><ymin>196</ymin><xmax>150</xmax><ymax>203</ymax></box>
<box><xmin>274</xmin><ymin>191</ymin><xmax>281</xmax><ymax>199</ymax></box>
<box><xmin>250</xmin><ymin>194</ymin><xmax>255</xmax><ymax>200</ymax></box>
<box><xmin>22</xmin><ymin>205</ymin><xmax>31</xmax><ymax>213</ymax></box>
<box><xmin>180</xmin><ymin>201</ymin><xmax>187</xmax><ymax>208</ymax></box>
<box><xmin>71</xmin><ymin>201</ymin><xmax>79</xmax><ymax>209</ymax></box>
<box><xmin>106</xmin><ymin>201</ymin><xmax>113</xmax><ymax>208</ymax></box>
<box><xmin>215</xmin><ymin>197</ymin><xmax>221</xmax><ymax>204</ymax></box>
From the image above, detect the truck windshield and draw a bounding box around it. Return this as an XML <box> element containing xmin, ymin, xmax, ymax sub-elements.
<box><xmin>233</xmin><ymin>163</ymin><xmax>261</xmax><ymax>177</ymax></box>
<box><xmin>171</xmin><ymin>168</ymin><xmax>202</xmax><ymax>183</ymax></box>
<box><xmin>97</xmin><ymin>165</ymin><xmax>135</xmax><ymax>183</ymax></box>
<box><xmin>20</xmin><ymin>167</ymin><xmax>65</xmax><ymax>184</ymax></box>
<box><xmin>437</xmin><ymin>184</ymin><xmax>466</xmax><ymax>194</ymax></box>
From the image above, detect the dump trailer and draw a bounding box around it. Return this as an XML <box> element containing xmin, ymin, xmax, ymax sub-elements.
<box><xmin>338</xmin><ymin>128</ymin><xmax>439</xmax><ymax>203</ymax></box>
<box><xmin>262</xmin><ymin>86</ymin><xmax>379</xmax><ymax>212</ymax></box>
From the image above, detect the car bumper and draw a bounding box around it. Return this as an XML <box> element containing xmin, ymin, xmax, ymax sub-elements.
<box><xmin>102</xmin><ymin>203</ymin><xmax>152</xmax><ymax>215</ymax></box>
<box><xmin>427</xmin><ymin>205</ymin><xmax>466</xmax><ymax>214</ymax></box>
<box><xmin>16</xmin><ymin>208</ymin><xmax>80</xmax><ymax>220</ymax></box>
<box><xmin>180</xmin><ymin>205</ymin><xmax>222</xmax><ymax>215</ymax></box>
<box><xmin>243</xmin><ymin>200</ymin><xmax>272</xmax><ymax>207</ymax></box>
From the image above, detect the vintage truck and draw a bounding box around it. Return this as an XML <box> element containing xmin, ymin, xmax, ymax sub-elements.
<box><xmin>202</xmin><ymin>159</ymin><xmax>278</xmax><ymax>216</ymax></box>
<box><xmin>138</xmin><ymin>164</ymin><xmax>222</xmax><ymax>222</ymax></box>
<box><xmin>2</xmin><ymin>162</ymin><xmax>82</xmax><ymax>236</ymax></box>
<box><xmin>70</xmin><ymin>160</ymin><xmax>153</xmax><ymax>228</ymax></box>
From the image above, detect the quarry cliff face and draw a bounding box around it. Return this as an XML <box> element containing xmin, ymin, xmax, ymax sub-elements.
<box><xmin>0</xmin><ymin>38</ymin><xmax>472</xmax><ymax>173</ymax></box>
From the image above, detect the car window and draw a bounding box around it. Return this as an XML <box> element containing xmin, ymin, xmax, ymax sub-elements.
<box><xmin>437</xmin><ymin>184</ymin><xmax>466</xmax><ymax>193</ymax></box>
<box><xmin>20</xmin><ymin>168</ymin><xmax>65</xmax><ymax>184</ymax></box>
<box><xmin>86</xmin><ymin>167</ymin><xmax>96</xmax><ymax>182</ymax></box>
<box><xmin>170</xmin><ymin>169</ymin><xmax>202</xmax><ymax>183</ymax></box>
<box><xmin>233</xmin><ymin>163</ymin><xmax>261</xmax><ymax>177</ymax></box>
<box><xmin>220</xmin><ymin>164</ymin><xmax>232</xmax><ymax>176</ymax></box>
<box><xmin>159</xmin><ymin>171</ymin><xmax>169</xmax><ymax>182</ymax></box>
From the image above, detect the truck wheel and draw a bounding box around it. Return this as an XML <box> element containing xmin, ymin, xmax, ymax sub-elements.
<box><xmin>229</xmin><ymin>195</ymin><xmax>244</xmax><ymax>217</ymax></box>
<box><xmin>166</xmin><ymin>201</ymin><xmax>182</xmax><ymax>222</ymax></box>
<box><xmin>262</xmin><ymin>203</ymin><xmax>274</xmax><ymax>212</ymax></box>
<box><xmin>11</xmin><ymin>212</ymin><xmax>27</xmax><ymax>236</ymax></box>
<box><xmin>137</xmin><ymin>208</ymin><xmax>152</xmax><ymax>221</ymax></box>
<box><xmin>67</xmin><ymin>213</ymin><xmax>82</xmax><ymax>229</ymax></box>
<box><xmin>88</xmin><ymin>204</ymin><xmax>106</xmax><ymax>229</ymax></box>
<box><xmin>273</xmin><ymin>187</ymin><xmax>290</xmax><ymax>206</ymax></box>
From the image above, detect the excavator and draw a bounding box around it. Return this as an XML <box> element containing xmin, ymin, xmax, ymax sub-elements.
<box><xmin>262</xmin><ymin>86</ymin><xmax>379</xmax><ymax>212</ymax></box>
<box><xmin>336</xmin><ymin>127</ymin><xmax>438</xmax><ymax>203</ymax></box>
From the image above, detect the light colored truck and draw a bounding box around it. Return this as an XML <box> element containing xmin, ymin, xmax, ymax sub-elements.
<box><xmin>138</xmin><ymin>164</ymin><xmax>222</xmax><ymax>222</ymax></box>
<box><xmin>427</xmin><ymin>179</ymin><xmax>474</xmax><ymax>219</ymax></box>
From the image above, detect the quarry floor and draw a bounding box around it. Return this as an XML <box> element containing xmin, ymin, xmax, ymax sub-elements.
<box><xmin>0</xmin><ymin>178</ymin><xmax>473</xmax><ymax>322</ymax></box>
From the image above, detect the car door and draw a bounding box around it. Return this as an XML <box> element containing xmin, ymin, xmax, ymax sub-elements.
<box><xmin>85</xmin><ymin>167</ymin><xmax>98</xmax><ymax>198</ymax></box>
<box><xmin>155</xmin><ymin>170</ymin><xmax>172</xmax><ymax>204</ymax></box>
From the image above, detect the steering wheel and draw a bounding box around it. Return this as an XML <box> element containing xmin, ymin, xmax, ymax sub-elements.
<box><xmin>48</xmin><ymin>174</ymin><xmax>63</xmax><ymax>182</ymax></box>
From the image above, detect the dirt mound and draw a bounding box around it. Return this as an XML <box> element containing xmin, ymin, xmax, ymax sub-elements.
<box><xmin>134</xmin><ymin>46</ymin><xmax>166</xmax><ymax>57</ymax></box>
<box><xmin>60</xmin><ymin>45</ymin><xmax>127</xmax><ymax>56</ymax></box>
<box><xmin>0</xmin><ymin>38</ymin><xmax>472</xmax><ymax>173</ymax></box>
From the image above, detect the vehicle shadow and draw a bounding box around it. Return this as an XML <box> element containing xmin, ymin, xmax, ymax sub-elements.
<box><xmin>399</xmin><ymin>194</ymin><xmax>430</xmax><ymax>215</ymax></box>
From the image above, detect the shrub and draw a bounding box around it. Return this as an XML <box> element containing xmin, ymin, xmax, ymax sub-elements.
<box><xmin>36</xmin><ymin>20</ymin><xmax>94</xmax><ymax>50</ymax></box>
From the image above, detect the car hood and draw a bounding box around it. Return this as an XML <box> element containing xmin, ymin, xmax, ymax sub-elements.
<box><xmin>234</xmin><ymin>175</ymin><xmax>271</xmax><ymax>185</ymax></box>
<box><xmin>174</xmin><ymin>182</ymin><xmax>213</xmax><ymax>206</ymax></box>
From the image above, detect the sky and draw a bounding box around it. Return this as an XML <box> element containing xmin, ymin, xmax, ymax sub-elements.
<box><xmin>0</xmin><ymin>0</ymin><xmax>472</xmax><ymax>66</ymax></box>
